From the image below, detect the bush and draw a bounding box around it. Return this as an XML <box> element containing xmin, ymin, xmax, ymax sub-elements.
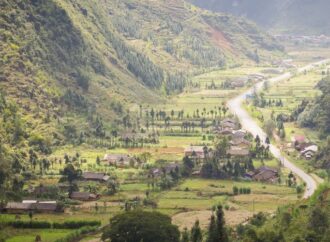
<box><xmin>7</xmin><ymin>221</ymin><xmax>51</xmax><ymax>229</ymax></box>
<box><xmin>102</xmin><ymin>211</ymin><xmax>180</xmax><ymax>242</ymax></box>
<box><xmin>53</xmin><ymin>220</ymin><xmax>101</xmax><ymax>229</ymax></box>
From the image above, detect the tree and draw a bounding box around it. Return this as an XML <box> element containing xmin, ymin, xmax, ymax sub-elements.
<box><xmin>216</xmin><ymin>205</ymin><xmax>228</xmax><ymax>242</ymax></box>
<box><xmin>191</xmin><ymin>220</ymin><xmax>203</xmax><ymax>242</ymax></box>
<box><xmin>182</xmin><ymin>156</ymin><xmax>194</xmax><ymax>176</ymax></box>
<box><xmin>102</xmin><ymin>211</ymin><xmax>180</xmax><ymax>242</ymax></box>
<box><xmin>96</xmin><ymin>156</ymin><xmax>101</xmax><ymax>165</ymax></box>
<box><xmin>264</xmin><ymin>120</ymin><xmax>276</xmax><ymax>138</ymax></box>
<box><xmin>60</xmin><ymin>164</ymin><xmax>82</xmax><ymax>184</ymax></box>
<box><xmin>181</xmin><ymin>227</ymin><xmax>190</xmax><ymax>242</ymax></box>
<box><xmin>206</xmin><ymin>215</ymin><xmax>217</xmax><ymax>242</ymax></box>
<box><xmin>309</xmin><ymin>207</ymin><xmax>328</xmax><ymax>234</ymax></box>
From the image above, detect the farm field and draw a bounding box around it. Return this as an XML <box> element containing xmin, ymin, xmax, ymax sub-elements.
<box><xmin>0</xmin><ymin>61</ymin><xmax>310</xmax><ymax>241</ymax></box>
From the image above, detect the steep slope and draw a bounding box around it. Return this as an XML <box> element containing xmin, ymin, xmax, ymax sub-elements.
<box><xmin>190</xmin><ymin>0</ymin><xmax>330</xmax><ymax>35</ymax></box>
<box><xmin>0</xmin><ymin>0</ymin><xmax>283</xmax><ymax>145</ymax></box>
<box><xmin>238</xmin><ymin>184</ymin><xmax>330</xmax><ymax>241</ymax></box>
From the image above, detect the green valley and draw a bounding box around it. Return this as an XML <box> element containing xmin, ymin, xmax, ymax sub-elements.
<box><xmin>1</xmin><ymin>0</ymin><xmax>330</xmax><ymax>242</ymax></box>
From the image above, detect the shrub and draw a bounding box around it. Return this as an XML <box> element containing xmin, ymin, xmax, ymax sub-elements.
<box><xmin>8</xmin><ymin>221</ymin><xmax>51</xmax><ymax>229</ymax></box>
<box><xmin>53</xmin><ymin>220</ymin><xmax>101</xmax><ymax>229</ymax></box>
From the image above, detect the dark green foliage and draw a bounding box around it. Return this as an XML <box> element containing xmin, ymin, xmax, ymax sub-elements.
<box><xmin>206</xmin><ymin>215</ymin><xmax>217</xmax><ymax>242</ymax></box>
<box><xmin>53</xmin><ymin>220</ymin><xmax>101</xmax><ymax>229</ymax></box>
<box><xmin>60</xmin><ymin>164</ymin><xmax>82</xmax><ymax>184</ymax></box>
<box><xmin>216</xmin><ymin>205</ymin><xmax>228</xmax><ymax>242</ymax></box>
<box><xmin>105</xmin><ymin>30</ymin><xmax>164</xmax><ymax>89</ymax></box>
<box><xmin>102</xmin><ymin>210</ymin><xmax>180</xmax><ymax>242</ymax></box>
<box><xmin>250</xmin><ymin>212</ymin><xmax>267</xmax><ymax>227</ymax></box>
<box><xmin>5</xmin><ymin>221</ymin><xmax>51</xmax><ymax>229</ymax></box>
<box><xmin>190</xmin><ymin>220</ymin><xmax>203</xmax><ymax>242</ymax></box>
<box><xmin>308</xmin><ymin>207</ymin><xmax>328</xmax><ymax>234</ymax></box>
<box><xmin>297</xmin><ymin>77</ymin><xmax>330</xmax><ymax>134</ymax></box>
<box><xmin>181</xmin><ymin>227</ymin><xmax>190</xmax><ymax>242</ymax></box>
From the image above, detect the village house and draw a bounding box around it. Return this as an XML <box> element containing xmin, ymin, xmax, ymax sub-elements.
<box><xmin>248</xmin><ymin>73</ymin><xmax>266</xmax><ymax>81</ymax></box>
<box><xmin>300</xmin><ymin>145</ymin><xmax>318</xmax><ymax>159</ymax></box>
<box><xmin>4</xmin><ymin>201</ymin><xmax>61</xmax><ymax>214</ymax></box>
<box><xmin>70</xmin><ymin>192</ymin><xmax>100</xmax><ymax>201</ymax></box>
<box><xmin>232</xmin><ymin>129</ymin><xmax>247</xmax><ymax>140</ymax></box>
<box><xmin>184</xmin><ymin>146</ymin><xmax>205</xmax><ymax>159</ymax></box>
<box><xmin>221</xmin><ymin>118</ymin><xmax>237</xmax><ymax>129</ymax></box>
<box><xmin>149</xmin><ymin>168</ymin><xmax>162</xmax><ymax>178</ymax></box>
<box><xmin>227</xmin><ymin>76</ymin><xmax>249</xmax><ymax>89</ymax></box>
<box><xmin>82</xmin><ymin>172</ymin><xmax>110</xmax><ymax>182</ymax></box>
<box><xmin>103</xmin><ymin>154</ymin><xmax>133</xmax><ymax>167</ymax></box>
<box><xmin>291</xmin><ymin>135</ymin><xmax>309</xmax><ymax>150</ymax></box>
<box><xmin>246</xmin><ymin>166</ymin><xmax>279</xmax><ymax>183</ymax></box>
<box><xmin>230</xmin><ymin>138</ymin><xmax>251</xmax><ymax>149</ymax></box>
<box><xmin>227</xmin><ymin>146</ymin><xmax>250</xmax><ymax>157</ymax></box>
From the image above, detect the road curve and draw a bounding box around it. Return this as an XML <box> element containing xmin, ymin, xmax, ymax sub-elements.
<box><xmin>227</xmin><ymin>59</ymin><xmax>330</xmax><ymax>198</ymax></box>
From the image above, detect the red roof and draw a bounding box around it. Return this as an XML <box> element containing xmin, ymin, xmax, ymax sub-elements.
<box><xmin>293</xmin><ymin>135</ymin><xmax>306</xmax><ymax>143</ymax></box>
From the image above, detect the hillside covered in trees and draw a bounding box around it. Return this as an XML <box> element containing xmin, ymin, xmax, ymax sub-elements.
<box><xmin>190</xmin><ymin>0</ymin><xmax>330</xmax><ymax>35</ymax></box>
<box><xmin>0</xmin><ymin>0</ymin><xmax>283</xmax><ymax>143</ymax></box>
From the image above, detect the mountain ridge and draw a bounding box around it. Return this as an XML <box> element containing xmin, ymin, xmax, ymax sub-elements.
<box><xmin>190</xmin><ymin>0</ymin><xmax>330</xmax><ymax>35</ymax></box>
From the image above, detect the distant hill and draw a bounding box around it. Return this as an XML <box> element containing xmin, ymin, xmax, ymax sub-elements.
<box><xmin>0</xmin><ymin>0</ymin><xmax>283</xmax><ymax>147</ymax></box>
<box><xmin>190</xmin><ymin>0</ymin><xmax>330</xmax><ymax>35</ymax></box>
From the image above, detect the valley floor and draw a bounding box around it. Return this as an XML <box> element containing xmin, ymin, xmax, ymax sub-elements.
<box><xmin>2</xmin><ymin>45</ymin><xmax>330</xmax><ymax>242</ymax></box>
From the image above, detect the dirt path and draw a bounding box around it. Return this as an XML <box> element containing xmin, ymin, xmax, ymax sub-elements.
<box><xmin>227</xmin><ymin>59</ymin><xmax>330</xmax><ymax>198</ymax></box>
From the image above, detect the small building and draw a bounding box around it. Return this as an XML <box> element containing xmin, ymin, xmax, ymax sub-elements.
<box><xmin>4</xmin><ymin>201</ymin><xmax>61</xmax><ymax>214</ymax></box>
<box><xmin>70</xmin><ymin>192</ymin><xmax>100</xmax><ymax>201</ymax></box>
<box><xmin>227</xmin><ymin>147</ymin><xmax>250</xmax><ymax>157</ymax></box>
<box><xmin>291</xmin><ymin>135</ymin><xmax>308</xmax><ymax>150</ymax></box>
<box><xmin>4</xmin><ymin>202</ymin><xmax>32</xmax><ymax>214</ymax></box>
<box><xmin>250</xmin><ymin>166</ymin><xmax>279</xmax><ymax>183</ymax></box>
<box><xmin>103</xmin><ymin>154</ymin><xmax>133</xmax><ymax>167</ymax></box>
<box><xmin>149</xmin><ymin>168</ymin><xmax>161</xmax><ymax>177</ymax></box>
<box><xmin>184</xmin><ymin>146</ymin><xmax>205</xmax><ymax>159</ymax></box>
<box><xmin>228</xmin><ymin>77</ymin><xmax>249</xmax><ymax>88</ymax></box>
<box><xmin>230</xmin><ymin>138</ymin><xmax>251</xmax><ymax>149</ymax></box>
<box><xmin>232</xmin><ymin>129</ymin><xmax>247</xmax><ymax>140</ymax></box>
<box><xmin>82</xmin><ymin>172</ymin><xmax>110</xmax><ymax>182</ymax></box>
<box><xmin>301</xmin><ymin>145</ymin><xmax>318</xmax><ymax>159</ymax></box>
<box><xmin>219</xmin><ymin>127</ymin><xmax>234</xmax><ymax>135</ymax></box>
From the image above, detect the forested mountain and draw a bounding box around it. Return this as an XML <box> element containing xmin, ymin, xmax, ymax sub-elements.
<box><xmin>0</xmin><ymin>0</ymin><xmax>282</xmax><ymax>143</ymax></box>
<box><xmin>190</xmin><ymin>0</ymin><xmax>330</xmax><ymax>34</ymax></box>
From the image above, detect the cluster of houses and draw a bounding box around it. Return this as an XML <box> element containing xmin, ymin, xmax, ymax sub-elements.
<box><xmin>183</xmin><ymin>118</ymin><xmax>281</xmax><ymax>183</ymax></box>
<box><xmin>272</xmin><ymin>59</ymin><xmax>297</xmax><ymax>69</ymax></box>
<box><xmin>215</xmin><ymin>118</ymin><xmax>251</xmax><ymax>157</ymax></box>
<box><xmin>102</xmin><ymin>154</ymin><xmax>135</xmax><ymax>167</ymax></box>
<box><xmin>226</xmin><ymin>73</ymin><xmax>266</xmax><ymax>89</ymax></box>
<box><xmin>185</xmin><ymin>118</ymin><xmax>251</xmax><ymax>159</ymax></box>
<box><xmin>290</xmin><ymin>135</ymin><xmax>318</xmax><ymax>159</ymax></box>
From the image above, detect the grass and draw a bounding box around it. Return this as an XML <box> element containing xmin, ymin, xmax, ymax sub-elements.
<box><xmin>3</xmin><ymin>229</ymin><xmax>71</xmax><ymax>242</ymax></box>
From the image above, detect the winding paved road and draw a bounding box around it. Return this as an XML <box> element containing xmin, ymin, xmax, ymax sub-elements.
<box><xmin>227</xmin><ymin>59</ymin><xmax>330</xmax><ymax>198</ymax></box>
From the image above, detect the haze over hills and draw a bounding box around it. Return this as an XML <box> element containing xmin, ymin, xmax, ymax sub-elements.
<box><xmin>0</xmin><ymin>0</ymin><xmax>282</xmax><ymax>143</ymax></box>
<box><xmin>190</xmin><ymin>0</ymin><xmax>330</xmax><ymax>35</ymax></box>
